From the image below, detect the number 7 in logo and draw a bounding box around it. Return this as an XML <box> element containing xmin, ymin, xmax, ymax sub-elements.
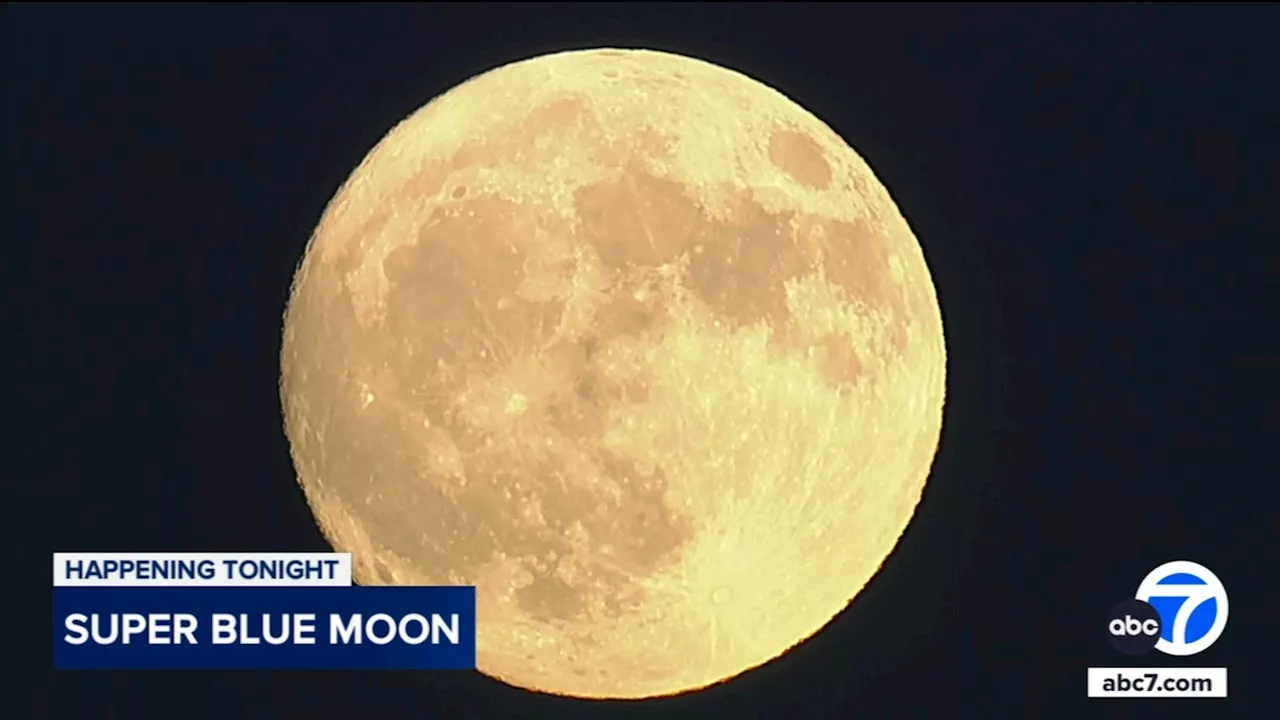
<box><xmin>1135</xmin><ymin>560</ymin><xmax>1229</xmax><ymax>657</ymax></box>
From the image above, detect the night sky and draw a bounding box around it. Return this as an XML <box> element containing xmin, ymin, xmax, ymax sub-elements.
<box><xmin>16</xmin><ymin>4</ymin><xmax>1270</xmax><ymax>718</ymax></box>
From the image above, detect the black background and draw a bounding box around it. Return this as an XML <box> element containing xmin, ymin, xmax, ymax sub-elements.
<box><xmin>14</xmin><ymin>4</ymin><xmax>1271</xmax><ymax>718</ymax></box>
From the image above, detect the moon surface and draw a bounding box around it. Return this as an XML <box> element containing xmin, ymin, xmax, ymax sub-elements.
<box><xmin>280</xmin><ymin>48</ymin><xmax>945</xmax><ymax>699</ymax></box>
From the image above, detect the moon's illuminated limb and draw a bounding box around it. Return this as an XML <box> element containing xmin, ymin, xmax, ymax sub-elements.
<box><xmin>280</xmin><ymin>48</ymin><xmax>945</xmax><ymax>699</ymax></box>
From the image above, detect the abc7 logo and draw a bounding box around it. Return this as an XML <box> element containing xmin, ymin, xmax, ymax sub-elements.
<box><xmin>1108</xmin><ymin>560</ymin><xmax>1229</xmax><ymax>656</ymax></box>
<box><xmin>1106</xmin><ymin>599</ymin><xmax>1162</xmax><ymax>655</ymax></box>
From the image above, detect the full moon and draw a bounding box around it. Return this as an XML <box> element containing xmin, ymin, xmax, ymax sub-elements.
<box><xmin>280</xmin><ymin>48</ymin><xmax>945</xmax><ymax>699</ymax></box>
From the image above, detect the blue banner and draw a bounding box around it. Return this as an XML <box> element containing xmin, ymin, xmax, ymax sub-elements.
<box><xmin>53</xmin><ymin>586</ymin><xmax>476</xmax><ymax>670</ymax></box>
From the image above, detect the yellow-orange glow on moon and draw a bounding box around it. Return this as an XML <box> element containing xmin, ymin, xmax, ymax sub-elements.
<box><xmin>279</xmin><ymin>48</ymin><xmax>946</xmax><ymax>699</ymax></box>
